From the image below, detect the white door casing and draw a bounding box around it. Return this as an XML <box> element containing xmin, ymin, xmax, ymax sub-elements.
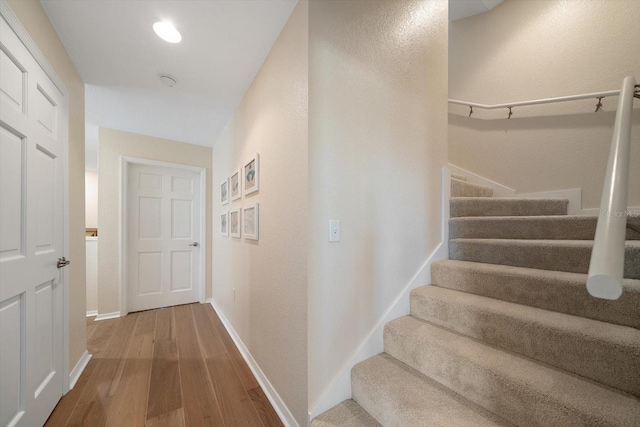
<box><xmin>0</xmin><ymin>8</ymin><xmax>68</xmax><ymax>427</ymax></box>
<box><xmin>126</xmin><ymin>161</ymin><xmax>204</xmax><ymax>313</ymax></box>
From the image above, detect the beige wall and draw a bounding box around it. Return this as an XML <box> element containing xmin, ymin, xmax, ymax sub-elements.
<box><xmin>97</xmin><ymin>128</ymin><xmax>213</xmax><ymax>314</ymax></box>
<box><xmin>308</xmin><ymin>0</ymin><xmax>448</xmax><ymax>412</ymax></box>
<box><xmin>211</xmin><ymin>2</ymin><xmax>308</xmax><ymax>424</ymax></box>
<box><xmin>449</xmin><ymin>0</ymin><xmax>640</xmax><ymax>208</ymax></box>
<box><xmin>85</xmin><ymin>171</ymin><xmax>98</xmax><ymax>229</ymax></box>
<box><xmin>7</xmin><ymin>0</ymin><xmax>87</xmax><ymax>370</ymax></box>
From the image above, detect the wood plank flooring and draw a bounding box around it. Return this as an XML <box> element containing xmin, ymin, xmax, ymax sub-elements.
<box><xmin>45</xmin><ymin>303</ymin><xmax>284</xmax><ymax>427</ymax></box>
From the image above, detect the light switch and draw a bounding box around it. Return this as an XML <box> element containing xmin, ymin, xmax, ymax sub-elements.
<box><xmin>329</xmin><ymin>220</ymin><xmax>340</xmax><ymax>242</ymax></box>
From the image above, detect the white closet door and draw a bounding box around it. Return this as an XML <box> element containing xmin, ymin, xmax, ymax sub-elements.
<box><xmin>0</xmin><ymin>12</ymin><xmax>67</xmax><ymax>427</ymax></box>
<box><xmin>127</xmin><ymin>163</ymin><xmax>201</xmax><ymax>312</ymax></box>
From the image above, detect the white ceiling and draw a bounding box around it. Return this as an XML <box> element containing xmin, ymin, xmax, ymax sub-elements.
<box><xmin>42</xmin><ymin>0</ymin><xmax>499</xmax><ymax>171</ymax></box>
<box><xmin>83</xmin><ymin>84</ymin><xmax>232</xmax><ymax>170</ymax></box>
<box><xmin>40</xmin><ymin>0</ymin><xmax>297</xmax><ymax>169</ymax></box>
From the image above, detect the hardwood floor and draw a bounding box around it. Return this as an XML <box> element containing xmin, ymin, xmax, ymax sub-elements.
<box><xmin>45</xmin><ymin>304</ymin><xmax>284</xmax><ymax>427</ymax></box>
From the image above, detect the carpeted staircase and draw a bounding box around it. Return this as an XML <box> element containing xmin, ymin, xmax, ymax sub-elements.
<box><xmin>312</xmin><ymin>175</ymin><xmax>640</xmax><ymax>427</ymax></box>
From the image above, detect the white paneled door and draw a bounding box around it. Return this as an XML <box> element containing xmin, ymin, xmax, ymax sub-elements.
<box><xmin>0</xmin><ymin>11</ymin><xmax>67</xmax><ymax>427</ymax></box>
<box><xmin>127</xmin><ymin>163</ymin><xmax>202</xmax><ymax>312</ymax></box>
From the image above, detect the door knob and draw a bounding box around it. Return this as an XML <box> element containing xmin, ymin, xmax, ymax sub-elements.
<box><xmin>57</xmin><ymin>257</ymin><xmax>71</xmax><ymax>268</ymax></box>
<box><xmin>188</xmin><ymin>242</ymin><xmax>199</xmax><ymax>247</ymax></box>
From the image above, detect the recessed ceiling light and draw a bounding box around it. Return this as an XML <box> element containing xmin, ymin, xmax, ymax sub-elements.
<box><xmin>153</xmin><ymin>21</ymin><xmax>182</xmax><ymax>43</ymax></box>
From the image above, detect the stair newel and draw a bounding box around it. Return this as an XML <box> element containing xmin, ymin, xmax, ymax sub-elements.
<box><xmin>587</xmin><ymin>76</ymin><xmax>637</xmax><ymax>300</ymax></box>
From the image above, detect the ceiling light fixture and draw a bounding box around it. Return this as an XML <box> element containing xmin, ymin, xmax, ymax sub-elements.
<box><xmin>153</xmin><ymin>21</ymin><xmax>182</xmax><ymax>43</ymax></box>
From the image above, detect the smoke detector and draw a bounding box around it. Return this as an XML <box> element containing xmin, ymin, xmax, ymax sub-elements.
<box><xmin>159</xmin><ymin>74</ymin><xmax>178</xmax><ymax>88</ymax></box>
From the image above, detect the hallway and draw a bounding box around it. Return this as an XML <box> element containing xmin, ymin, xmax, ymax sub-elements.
<box><xmin>45</xmin><ymin>304</ymin><xmax>283</xmax><ymax>426</ymax></box>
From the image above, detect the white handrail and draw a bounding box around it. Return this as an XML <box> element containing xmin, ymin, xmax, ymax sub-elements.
<box><xmin>587</xmin><ymin>76</ymin><xmax>637</xmax><ymax>300</ymax></box>
<box><xmin>449</xmin><ymin>89</ymin><xmax>620</xmax><ymax>110</ymax></box>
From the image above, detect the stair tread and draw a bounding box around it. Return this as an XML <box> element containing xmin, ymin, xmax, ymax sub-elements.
<box><xmin>453</xmin><ymin>214</ymin><xmax>598</xmax><ymax>219</ymax></box>
<box><xmin>384</xmin><ymin>316</ymin><xmax>640</xmax><ymax>427</ymax></box>
<box><xmin>311</xmin><ymin>400</ymin><xmax>381</xmax><ymax>427</ymax></box>
<box><xmin>449</xmin><ymin>238</ymin><xmax>640</xmax><ymax>279</ymax></box>
<box><xmin>450</xmin><ymin>197</ymin><xmax>569</xmax><ymax>217</ymax></box>
<box><xmin>352</xmin><ymin>353</ymin><xmax>512</xmax><ymax>427</ymax></box>
<box><xmin>452</xmin><ymin>197</ymin><xmax>569</xmax><ymax>201</ymax></box>
<box><xmin>451</xmin><ymin>238</ymin><xmax>640</xmax><ymax>244</ymax></box>
<box><xmin>450</xmin><ymin>238</ymin><xmax>640</xmax><ymax>251</ymax></box>
<box><xmin>449</xmin><ymin>216</ymin><xmax>640</xmax><ymax>224</ymax></box>
<box><xmin>410</xmin><ymin>285</ymin><xmax>640</xmax><ymax>396</ymax></box>
<box><xmin>450</xmin><ymin>215</ymin><xmax>640</xmax><ymax>240</ymax></box>
<box><xmin>431</xmin><ymin>259</ymin><xmax>640</xmax><ymax>329</ymax></box>
<box><xmin>433</xmin><ymin>258</ymin><xmax>640</xmax><ymax>282</ymax></box>
<box><xmin>451</xmin><ymin>179</ymin><xmax>494</xmax><ymax>198</ymax></box>
<box><xmin>451</xmin><ymin>178</ymin><xmax>488</xmax><ymax>187</ymax></box>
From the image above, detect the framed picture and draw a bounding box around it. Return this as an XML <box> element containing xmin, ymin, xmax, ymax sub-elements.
<box><xmin>229</xmin><ymin>208</ymin><xmax>241</xmax><ymax>238</ymax></box>
<box><xmin>243</xmin><ymin>153</ymin><xmax>260</xmax><ymax>195</ymax></box>
<box><xmin>220</xmin><ymin>212</ymin><xmax>229</xmax><ymax>236</ymax></box>
<box><xmin>243</xmin><ymin>203</ymin><xmax>259</xmax><ymax>240</ymax></box>
<box><xmin>220</xmin><ymin>178</ymin><xmax>229</xmax><ymax>205</ymax></box>
<box><xmin>230</xmin><ymin>169</ymin><xmax>242</xmax><ymax>201</ymax></box>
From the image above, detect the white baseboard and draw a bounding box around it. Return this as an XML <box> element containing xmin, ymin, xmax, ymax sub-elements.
<box><xmin>514</xmin><ymin>188</ymin><xmax>583</xmax><ymax>215</ymax></box>
<box><xmin>448</xmin><ymin>164</ymin><xmax>516</xmax><ymax>197</ymax></box>
<box><xmin>447</xmin><ymin>166</ymin><xmax>637</xmax><ymax>217</ymax></box>
<box><xmin>208</xmin><ymin>299</ymin><xmax>299</xmax><ymax>427</ymax></box>
<box><xmin>94</xmin><ymin>311</ymin><xmax>121</xmax><ymax>321</ymax></box>
<box><xmin>86</xmin><ymin>310</ymin><xmax>98</xmax><ymax>317</ymax></box>
<box><xmin>69</xmin><ymin>350</ymin><xmax>92</xmax><ymax>390</ymax></box>
<box><xmin>579</xmin><ymin>205</ymin><xmax>640</xmax><ymax>217</ymax></box>
<box><xmin>308</xmin><ymin>169</ymin><xmax>451</xmax><ymax>421</ymax></box>
<box><xmin>308</xmin><ymin>241</ymin><xmax>447</xmax><ymax>420</ymax></box>
<box><xmin>511</xmin><ymin>189</ymin><xmax>640</xmax><ymax>217</ymax></box>
<box><xmin>441</xmin><ymin>167</ymin><xmax>451</xmax><ymax>256</ymax></box>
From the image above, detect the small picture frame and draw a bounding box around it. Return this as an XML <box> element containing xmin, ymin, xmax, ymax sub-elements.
<box><xmin>229</xmin><ymin>208</ymin><xmax>241</xmax><ymax>238</ymax></box>
<box><xmin>243</xmin><ymin>153</ymin><xmax>260</xmax><ymax>196</ymax></box>
<box><xmin>243</xmin><ymin>203</ymin><xmax>259</xmax><ymax>240</ymax></box>
<box><xmin>220</xmin><ymin>212</ymin><xmax>229</xmax><ymax>236</ymax></box>
<box><xmin>220</xmin><ymin>178</ymin><xmax>229</xmax><ymax>205</ymax></box>
<box><xmin>230</xmin><ymin>169</ymin><xmax>242</xmax><ymax>201</ymax></box>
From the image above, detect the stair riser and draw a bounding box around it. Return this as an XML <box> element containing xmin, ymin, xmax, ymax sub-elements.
<box><xmin>451</xmin><ymin>180</ymin><xmax>493</xmax><ymax>198</ymax></box>
<box><xmin>431</xmin><ymin>261</ymin><xmax>640</xmax><ymax>329</ymax></box>
<box><xmin>450</xmin><ymin>218</ymin><xmax>640</xmax><ymax>240</ymax></box>
<box><xmin>449</xmin><ymin>240</ymin><xmax>640</xmax><ymax>279</ymax></box>
<box><xmin>410</xmin><ymin>289</ymin><xmax>640</xmax><ymax>397</ymax></box>
<box><xmin>450</xmin><ymin>199</ymin><xmax>568</xmax><ymax>217</ymax></box>
<box><xmin>384</xmin><ymin>318</ymin><xmax>640</xmax><ymax>427</ymax></box>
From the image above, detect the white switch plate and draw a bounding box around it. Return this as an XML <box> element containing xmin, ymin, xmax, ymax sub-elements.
<box><xmin>329</xmin><ymin>220</ymin><xmax>340</xmax><ymax>242</ymax></box>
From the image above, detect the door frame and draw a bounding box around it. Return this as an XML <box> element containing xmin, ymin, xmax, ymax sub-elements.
<box><xmin>120</xmin><ymin>156</ymin><xmax>207</xmax><ymax>316</ymax></box>
<box><xmin>0</xmin><ymin>0</ymin><xmax>71</xmax><ymax>394</ymax></box>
